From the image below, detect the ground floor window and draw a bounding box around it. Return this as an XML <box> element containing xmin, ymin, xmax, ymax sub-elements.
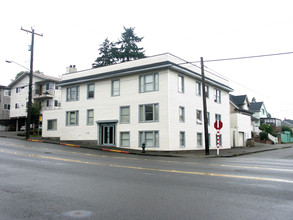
<box><xmin>180</xmin><ymin>131</ymin><xmax>185</xmax><ymax>148</ymax></box>
<box><xmin>139</xmin><ymin>131</ymin><xmax>159</xmax><ymax>148</ymax></box>
<box><xmin>120</xmin><ymin>132</ymin><xmax>130</xmax><ymax>147</ymax></box>
<box><xmin>197</xmin><ymin>133</ymin><xmax>203</xmax><ymax>148</ymax></box>
<box><xmin>66</xmin><ymin>111</ymin><xmax>79</xmax><ymax>126</ymax></box>
<box><xmin>47</xmin><ymin>119</ymin><xmax>57</xmax><ymax>130</ymax></box>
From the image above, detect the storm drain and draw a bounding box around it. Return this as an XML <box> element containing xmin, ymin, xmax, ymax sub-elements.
<box><xmin>63</xmin><ymin>210</ymin><xmax>93</xmax><ymax>218</ymax></box>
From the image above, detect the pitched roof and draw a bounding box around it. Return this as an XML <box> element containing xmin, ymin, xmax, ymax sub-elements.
<box><xmin>230</xmin><ymin>94</ymin><xmax>252</xmax><ymax>115</ymax></box>
<box><xmin>8</xmin><ymin>72</ymin><xmax>61</xmax><ymax>88</ymax></box>
<box><xmin>249</xmin><ymin>102</ymin><xmax>264</xmax><ymax>112</ymax></box>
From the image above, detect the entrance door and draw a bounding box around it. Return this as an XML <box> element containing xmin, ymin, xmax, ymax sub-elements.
<box><xmin>100</xmin><ymin>125</ymin><xmax>115</xmax><ymax>146</ymax></box>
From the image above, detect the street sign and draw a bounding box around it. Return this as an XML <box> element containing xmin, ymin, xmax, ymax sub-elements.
<box><xmin>214</xmin><ymin>120</ymin><xmax>223</xmax><ymax>130</ymax></box>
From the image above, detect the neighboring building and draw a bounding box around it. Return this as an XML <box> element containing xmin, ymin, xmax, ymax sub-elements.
<box><xmin>282</xmin><ymin>119</ymin><xmax>293</xmax><ymax>129</ymax></box>
<box><xmin>8</xmin><ymin>72</ymin><xmax>61</xmax><ymax>131</ymax></box>
<box><xmin>42</xmin><ymin>53</ymin><xmax>233</xmax><ymax>151</ymax></box>
<box><xmin>230</xmin><ymin>95</ymin><xmax>253</xmax><ymax>147</ymax></box>
<box><xmin>249</xmin><ymin>99</ymin><xmax>270</xmax><ymax>130</ymax></box>
<box><xmin>0</xmin><ymin>85</ymin><xmax>11</xmax><ymax>131</ymax></box>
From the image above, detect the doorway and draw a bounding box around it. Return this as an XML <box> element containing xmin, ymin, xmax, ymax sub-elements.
<box><xmin>97</xmin><ymin>121</ymin><xmax>118</xmax><ymax>146</ymax></box>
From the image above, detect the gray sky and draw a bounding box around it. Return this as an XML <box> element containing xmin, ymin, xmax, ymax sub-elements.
<box><xmin>1</xmin><ymin>0</ymin><xmax>293</xmax><ymax>119</ymax></box>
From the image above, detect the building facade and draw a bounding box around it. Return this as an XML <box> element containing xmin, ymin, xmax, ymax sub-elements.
<box><xmin>0</xmin><ymin>85</ymin><xmax>11</xmax><ymax>131</ymax></box>
<box><xmin>8</xmin><ymin>73</ymin><xmax>61</xmax><ymax>130</ymax></box>
<box><xmin>42</xmin><ymin>53</ymin><xmax>233</xmax><ymax>151</ymax></box>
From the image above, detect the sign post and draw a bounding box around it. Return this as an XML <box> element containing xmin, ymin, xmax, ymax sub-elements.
<box><xmin>214</xmin><ymin>120</ymin><xmax>223</xmax><ymax>156</ymax></box>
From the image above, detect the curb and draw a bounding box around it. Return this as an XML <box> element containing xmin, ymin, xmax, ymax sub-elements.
<box><xmin>27</xmin><ymin>139</ymin><xmax>44</xmax><ymax>143</ymax></box>
<box><xmin>102</xmin><ymin>148</ymin><xmax>129</xmax><ymax>154</ymax></box>
<box><xmin>60</xmin><ymin>143</ymin><xmax>81</xmax><ymax>148</ymax></box>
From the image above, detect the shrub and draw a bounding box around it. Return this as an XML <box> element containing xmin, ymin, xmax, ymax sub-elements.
<box><xmin>282</xmin><ymin>126</ymin><xmax>293</xmax><ymax>136</ymax></box>
<box><xmin>259</xmin><ymin>132</ymin><xmax>268</xmax><ymax>141</ymax></box>
<box><xmin>259</xmin><ymin>124</ymin><xmax>273</xmax><ymax>134</ymax></box>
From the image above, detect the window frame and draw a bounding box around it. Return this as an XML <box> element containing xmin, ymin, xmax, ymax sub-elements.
<box><xmin>47</xmin><ymin>119</ymin><xmax>57</xmax><ymax>131</ymax></box>
<box><xmin>66</xmin><ymin>86</ymin><xmax>79</xmax><ymax>102</ymax></box>
<box><xmin>87</xmin><ymin>109</ymin><xmax>94</xmax><ymax>126</ymax></box>
<box><xmin>196</xmin><ymin>110</ymin><xmax>202</xmax><ymax>124</ymax></box>
<box><xmin>214</xmin><ymin>88</ymin><xmax>221</xmax><ymax>103</ymax></box>
<box><xmin>4</xmin><ymin>104</ymin><xmax>10</xmax><ymax>110</ymax></box>
<box><xmin>120</xmin><ymin>106</ymin><xmax>130</xmax><ymax>124</ymax></box>
<box><xmin>179</xmin><ymin>106</ymin><xmax>185</xmax><ymax>123</ymax></box>
<box><xmin>197</xmin><ymin>132</ymin><xmax>203</xmax><ymax>148</ymax></box>
<box><xmin>139</xmin><ymin>103</ymin><xmax>159</xmax><ymax>123</ymax></box>
<box><xmin>139</xmin><ymin>131</ymin><xmax>159</xmax><ymax>148</ymax></box>
<box><xmin>111</xmin><ymin>79</ymin><xmax>120</xmax><ymax>96</ymax></box>
<box><xmin>196</xmin><ymin>81</ymin><xmax>201</xmax><ymax>96</ymax></box>
<box><xmin>66</xmin><ymin>110</ymin><xmax>79</xmax><ymax>126</ymax></box>
<box><xmin>178</xmin><ymin>75</ymin><xmax>184</xmax><ymax>93</ymax></box>
<box><xmin>139</xmin><ymin>73</ymin><xmax>159</xmax><ymax>93</ymax></box>
<box><xmin>180</xmin><ymin>131</ymin><xmax>185</xmax><ymax>148</ymax></box>
<box><xmin>87</xmin><ymin>83</ymin><xmax>95</xmax><ymax>99</ymax></box>
<box><xmin>120</xmin><ymin>132</ymin><xmax>130</xmax><ymax>147</ymax></box>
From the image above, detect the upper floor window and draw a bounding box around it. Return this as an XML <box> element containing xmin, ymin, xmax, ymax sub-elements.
<box><xmin>215</xmin><ymin>114</ymin><xmax>221</xmax><ymax>121</ymax></box>
<box><xmin>4</xmin><ymin>90</ymin><xmax>11</xmax><ymax>96</ymax></box>
<box><xmin>15</xmin><ymin>103</ymin><xmax>20</xmax><ymax>109</ymax></box>
<box><xmin>179</xmin><ymin>106</ymin><xmax>185</xmax><ymax>123</ymax></box>
<box><xmin>178</xmin><ymin>75</ymin><xmax>184</xmax><ymax>93</ymax></box>
<box><xmin>87</xmin><ymin>109</ymin><xmax>94</xmax><ymax>125</ymax></box>
<box><xmin>87</xmin><ymin>84</ymin><xmax>95</xmax><ymax>99</ymax></box>
<box><xmin>4</xmin><ymin>104</ymin><xmax>10</xmax><ymax>110</ymax></box>
<box><xmin>139</xmin><ymin>73</ymin><xmax>159</xmax><ymax>93</ymax></box>
<box><xmin>196</xmin><ymin>82</ymin><xmax>201</xmax><ymax>96</ymax></box>
<box><xmin>214</xmin><ymin>88</ymin><xmax>221</xmax><ymax>103</ymax></box>
<box><xmin>196</xmin><ymin>110</ymin><xmax>202</xmax><ymax>124</ymax></box>
<box><xmin>120</xmin><ymin>106</ymin><xmax>130</xmax><ymax>123</ymax></box>
<box><xmin>139</xmin><ymin>103</ymin><xmax>159</xmax><ymax>122</ymax></box>
<box><xmin>111</xmin><ymin>79</ymin><xmax>120</xmax><ymax>96</ymax></box>
<box><xmin>16</xmin><ymin>87</ymin><xmax>21</xmax><ymax>93</ymax></box>
<box><xmin>66</xmin><ymin>86</ymin><xmax>79</xmax><ymax>101</ymax></box>
<box><xmin>46</xmin><ymin>83</ymin><xmax>53</xmax><ymax>90</ymax></box>
<box><xmin>205</xmin><ymin>85</ymin><xmax>209</xmax><ymax>98</ymax></box>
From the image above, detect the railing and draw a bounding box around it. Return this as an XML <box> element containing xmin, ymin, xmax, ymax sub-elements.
<box><xmin>268</xmin><ymin>133</ymin><xmax>278</xmax><ymax>144</ymax></box>
<box><xmin>33</xmin><ymin>89</ymin><xmax>54</xmax><ymax>99</ymax></box>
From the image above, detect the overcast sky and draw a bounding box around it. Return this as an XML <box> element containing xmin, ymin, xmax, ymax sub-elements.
<box><xmin>1</xmin><ymin>0</ymin><xmax>293</xmax><ymax>120</ymax></box>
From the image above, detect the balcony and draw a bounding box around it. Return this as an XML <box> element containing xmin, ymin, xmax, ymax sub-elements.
<box><xmin>33</xmin><ymin>89</ymin><xmax>54</xmax><ymax>100</ymax></box>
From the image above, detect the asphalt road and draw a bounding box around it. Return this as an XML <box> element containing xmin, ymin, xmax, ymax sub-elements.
<box><xmin>0</xmin><ymin>137</ymin><xmax>293</xmax><ymax>220</ymax></box>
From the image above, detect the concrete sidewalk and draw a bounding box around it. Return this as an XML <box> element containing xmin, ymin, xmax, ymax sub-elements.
<box><xmin>0</xmin><ymin>131</ymin><xmax>292</xmax><ymax>158</ymax></box>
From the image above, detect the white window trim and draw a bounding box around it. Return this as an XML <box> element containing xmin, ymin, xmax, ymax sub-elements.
<box><xmin>87</xmin><ymin>84</ymin><xmax>95</xmax><ymax>99</ymax></box>
<box><xmin>178</xmin><ymin>75</ymin><xmax>184</xmax><ymax>93</ymax></box>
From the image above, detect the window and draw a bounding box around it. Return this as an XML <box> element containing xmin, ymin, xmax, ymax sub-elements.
<box><xmin>207</xmin><ymin>112</ymin><xmax>210</xmax><ymax>125</ymax></box>
<box><xmin>197</xmin><ymin>110</ymin><xmax>202</xmax><ymax>124</ymax></box>
<box><xmin>215</xmin><ymin>114</ymin><xmax>221</xmax><ymax>121</ymax></box>
<box><xmin>47</xmin><ymin>119</ymin><xmax>57</xmax><ymax>130</ymax></box>
<box><xmin>15</xmin><ymin>103</ymin><xmax>20</xmax><ymax>109</ymax></box>
<box><xmin>178</xmin><ymin>75</ymin><xmax>184</xmax><ymax>93</ymax></box>
<box><xmin>179</xmin><ymin>106</ymin><xmax>185</xmax><ymax>122</ymax></box>
<box><xmin>120</xmin><ymin>106</ymin><xmax>130</xmax><ymax>123</ymax></box>
<box><xmin>87</xmin><ymin>84</ymin><xmax>95</xmax><ymax>99</ymax></box>
<box><xmin>87</xmin><ymin>109</ymin><xmax>94</xmax><ymax>125</ymax></box>
<box><xmin>46</xmin><ymin>100</ymin><xmax>52</xmax><ymax>107</ymax></box>
<box><xmin>111</xmin><ymin>80</ymin><xmax>120</xmax><ymax>96</ymax></box>
<box><xmin>180</xmin><ymin>131</ymin><xmax>185</xmax><ymax>148</ymax></box>
<box><xmin>46</xmin><ymin>83</ymin><xmax>53</xmax><ymax>90</ymax></box>
<box><xmin>139</xmin><ymin>131</ymin><xmax>159</xmax><ymax>148</ymax></box>
<box><xmin>205</xmin><ymin>85</ymin><xmax>209</xmax><ymax>98</ymax></box>
<box><xmin>139</xmin><ymin>103</ymin><xmax>159</xmax><ymax>122</ymax></box>
<box><xmin>66</xmin><ymin>86</ymin><xmax>79</xmax><ymax>101</ymax></box>
<box><xmin>4</xmin><ymin>104</ymin><xmax>10</xmax><ymax>110</ymax></box>
<box><xmin>66</xmin><ymin>111</ymin><xmax>79</xmax><ymax>126</ymax></box>
<box><xmin>139</xmin><ymin>73</ymin><xmax>159</xmax><ymax>93</ymax></box>
<box><xmin>16</xmin><ymin>87</ymin><xmax>21</xmax><ymax>93</ymax></box>
<box><xmin>4</xmin><ymin>90</ymin><xmax>11</xmax><ymax>96</ymax></box>
<box><xmin>197</xmin><ymin>133</ymin><xmax>203</xmax><ymax>148</ymax></box>
<box><xmin>196</xmin><ymin>82</ymin><xmax>201</xmax><ymax>96</ymax></box>
<box><xmin>54</xmin><ymin>100</ymin><xmax>61</xmax><ymax>107</ymax></box>
<box><xmin>120</xmin><ymin>132</ymin><xmax>130</xmax><ymax>147</ymax></box>
<box><xmin>214</xmin><ymin>88</ymin><xmax>221</xmax><ymax>103</ymax></box>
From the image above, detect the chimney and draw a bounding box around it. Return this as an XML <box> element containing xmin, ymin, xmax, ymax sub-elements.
<box><xmin>66</xmin><ymin>65</ymin><xmax>77</xmax><ymax>74</ymax></box>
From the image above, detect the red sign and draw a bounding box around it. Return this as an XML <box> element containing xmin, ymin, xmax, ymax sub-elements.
<box><xmin>214</xmin><ymin>120</ymin><xmax>223</xmax><ymax>130</ymax></box>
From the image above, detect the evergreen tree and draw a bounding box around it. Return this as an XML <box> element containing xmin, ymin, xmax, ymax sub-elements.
<box><xmin>117</xmin><ymin>27</ymin><xmax>146</xmax><ymax>62</ymax></box>
<box><xmin>92</xmin><ymin>38</ymin><xmax>118</xmax><ymax>68</ymax></box>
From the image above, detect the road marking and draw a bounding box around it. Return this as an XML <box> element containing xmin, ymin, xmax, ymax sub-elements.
<box><xmin>1</xmin><ymin>149</ymin><xmax>293</xmax><ymax>184</ymax></box>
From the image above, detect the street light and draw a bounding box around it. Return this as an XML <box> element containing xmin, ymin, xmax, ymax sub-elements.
<box><xmin>5</xmin><ymin>60</ymin><xmax>30</xmax><ymax>71</ymax></box>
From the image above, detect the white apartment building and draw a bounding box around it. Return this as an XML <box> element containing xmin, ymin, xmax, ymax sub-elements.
<box><xmin>9</xmin><ymin>72</ymin><xmax>61</xmax><ymax>130</ymax></box>
<box><xmin>42</xmin><ymin>53</ymin><xmax>233</xmax><ymax>151</ymax></box>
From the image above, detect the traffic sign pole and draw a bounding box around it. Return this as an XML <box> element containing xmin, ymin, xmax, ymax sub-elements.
<box><xmin>216</xmin><ymin>130</ymin><xmax>220</xmax><ymax>155</ymax></box>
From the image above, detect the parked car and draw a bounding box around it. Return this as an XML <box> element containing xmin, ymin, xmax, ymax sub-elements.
<box><xmin>20</xmin><ymin>125</ymin><xmax>33</xmax><ymax>131</ymax></box>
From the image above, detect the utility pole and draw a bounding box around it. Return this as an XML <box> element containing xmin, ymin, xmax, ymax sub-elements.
<box><xmin>21</xmin><ymin>27</ymin><xmax>43</xmax><ymax>140</ymax></box>
<box><xmin>201</xmin><ymin>57</ymin><xmax>209</xmax><ymax>155</ymax></box>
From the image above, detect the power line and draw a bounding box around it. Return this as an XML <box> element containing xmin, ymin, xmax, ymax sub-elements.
<box><xmin>188</xmin><ymin>51</ymin><xmax>293</xmax><ymax>64</ymax></box>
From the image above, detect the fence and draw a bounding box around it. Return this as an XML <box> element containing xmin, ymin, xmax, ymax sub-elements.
<box><xmin>281</xmin><ymin>131</ymin><xmax>293</xmax><ymax>143</ymax></box>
